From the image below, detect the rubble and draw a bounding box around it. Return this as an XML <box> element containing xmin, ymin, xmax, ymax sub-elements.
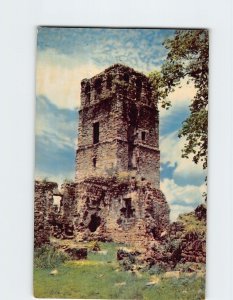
<box><xmin>64</xmin><ymin>247</ymin><xmax>87</xmax><ymax>260</ymax></box>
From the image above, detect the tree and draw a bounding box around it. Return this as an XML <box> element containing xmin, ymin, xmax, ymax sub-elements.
<box><xmin>149</xmin><ymin>29</ymin><xmax>208</xmax><ymax>170</ymax></box>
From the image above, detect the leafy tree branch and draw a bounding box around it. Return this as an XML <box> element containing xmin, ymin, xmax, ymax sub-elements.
<box><xmin>149</xmin><ymin>29</ymin><xmax>208</xmax><ymax>171</ymax></box>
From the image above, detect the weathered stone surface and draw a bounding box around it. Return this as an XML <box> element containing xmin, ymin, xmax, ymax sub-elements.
<box><xmin>117</xmin><ymin>248</ymin><xmax>140</xmax><ymax>271</ymax></box>
<box><xmin>34</xmin><ymin>181</ymin><xmax>77</xmax><ymax>247</ymax></box>
<box><xmin>76</xmin><ymin>64</ymin><xmax>160</xmax><ymax>188</ymax></box>
<box><xmin>74</xmin><ymin>176</ymin><xmax>170</xmax><ymax>248</ymax></box>
<box><xmin>34</xmin><ymin>64</ymin><xmax>170</xmax><ymax>254</ymax></box>
<box><xmin>64</xmin><ymin>247</ymin><xmax>87</xmax><ymax>260</ymax></box>
<box><xmin>142</xmin><ymin>207</ymin><xmax>206</xmax><ymax>269</ymax></box>
<box><xmin>34</xmin><ymin>181</ymin><xmax>58</xmax><ymax>247</ymax></box>
<box><xmin>195</xmin><ymin>204</ymin><xmax>207</xmax><ymax>221</ymax></box>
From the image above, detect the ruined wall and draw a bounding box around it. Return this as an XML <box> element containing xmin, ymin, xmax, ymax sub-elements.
<box><xmin>34</xmin><ymin>181</ymin><xmax>77</xmax><ymax>247</ymax></box>
<box><xmin>34</xmin><ymin>64</ymin><xmax>168</xmax><ymax>252</ymax></box>
<box><xmin>74</xmin><ymin>177</ymin><xmax>169</xmax><ymax>249</ymax></box>
<box><xmin>34</xmin><ymin>181</ymin><xmax>58</xmax><ymax>247</ymax></box>
<box><xmin>76</xmin><ymin>64</ymin><xmax>160</xmax><ymax>188</ymax></box>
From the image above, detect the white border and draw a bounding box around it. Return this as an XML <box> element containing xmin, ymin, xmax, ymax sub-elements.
<box><xmin>0</xmin><ymin>0</ymin><xmax>232</xmax><ymax>299</ymax></box>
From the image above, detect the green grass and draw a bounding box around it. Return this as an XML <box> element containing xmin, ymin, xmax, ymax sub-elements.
<box><xmin>34</xmin><ymin>245</ymin><xmax>70</xmax><ymax>269</ymax></box>
<box><xmin>178</xmin><ymin>211</ymin><xmax>206</xmax><ymax>235</ymax></box>
<box><xmin>34</xmin><ymin>242</ymin><xmax>205</xmax><ymax>299</ymax></box>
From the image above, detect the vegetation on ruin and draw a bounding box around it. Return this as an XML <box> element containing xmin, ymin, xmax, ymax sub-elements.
<box><xmin>34</xmin><ymin>242</ymin><xmax>205</xmax><ymax>299</ymax></box>
<box><xmin>149</xmin><ymin>30</ymin><xmax>208</xmax><ymax>172</ymax></box>
<box><xmin>178</xmin><ymin>209</ymin><xmax>206</xmax><ymax>235</ymax></box>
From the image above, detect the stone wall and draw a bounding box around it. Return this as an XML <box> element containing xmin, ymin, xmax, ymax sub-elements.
<box><xmin>76</xmin><ymin>64</ymin><xmax>160</xmax><ymax>188</ymax></box>
<box><xmin>143</xmin><ymin>205</ymin><xmax>206</xmax><ymax>269</ymax></box>
<box><xmin>74</xmin><ymin>177</ymin><xmax>170</xmax><ymax>249</ymax></box>
<box><xmin>34</xmin><ymin>181</ymin><xmax>77</xmax><ymax>247</ymax></box>
<box><xmin>34</xmin><ymin>64</ymin><xmax>168</xmax><ymax>253</ymax></box>
<box><xmin>34</xmin><ymin>181</ymin><xmax>58</xmax><ymax>247</ymax></box>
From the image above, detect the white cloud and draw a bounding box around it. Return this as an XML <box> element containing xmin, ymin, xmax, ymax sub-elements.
<box><xmin>161</xmin><ymin>178</ymin><xmax>206</xmax><ymax>221</ymax></box>
<box><xmin>160</xmin><ymin>131</ymin><xmax>206</xmax><ymax>185</ymax></box>
<box><xmin>36</xmin><ymin>49</ymin><xmax>104</xmax><ymax>109</ymax></box>
<box><xmin>169</xmin><ymin>205</ymin><xmax>196</xmax><ymax>223</ymax></box>
<box><xmin>35</xmin><ymin>96</ymin><xmax>77</xmax><ymax>149</ymax></box>
<box><xmin>159</xmin><ymin>79</ymin><xmax>196</xmax><ymax>118</ymax></box>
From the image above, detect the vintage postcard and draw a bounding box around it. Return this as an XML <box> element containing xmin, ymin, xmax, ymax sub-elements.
<box><xmin>34</xmin><ymin>27</ymin><xmax>208</xmax><ymax>299</ymax></box>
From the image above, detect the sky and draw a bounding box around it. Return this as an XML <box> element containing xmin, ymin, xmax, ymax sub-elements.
<box><xmin>35</xmin><ymin>27</ymin><xmax>207</xmax><ymax>221</ymax></box>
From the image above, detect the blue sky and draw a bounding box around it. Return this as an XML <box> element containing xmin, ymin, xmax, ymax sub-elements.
<box><xmin>35</xmin><ymin>27</ymin><xmax>206</xmax><ymax>221</ymax></box>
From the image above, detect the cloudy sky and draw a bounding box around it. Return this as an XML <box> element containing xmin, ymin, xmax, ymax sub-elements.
<box><xmin>35</xmin><ymin>27</ymin><xmax>206</xmax><ymax>221</ymax></box>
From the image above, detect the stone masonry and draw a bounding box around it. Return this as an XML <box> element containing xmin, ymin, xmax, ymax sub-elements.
<box><xmin>74</xmin><ymin>177</ymin><xmax>169</xmax><ymax>248</ymax></box>
<box><xmin>34</xmin><ymin>181</ymin><xmax>58</xmax><ymax>247</ymax></box>
<box><xmin>34</xmin><ymin>181</ymin><xmax>77</xmax><ymax>246</ymax></box>
<box><xmin>76</xmin><ymin>64</ymin><xmax>160</xmax><ymax>188</ymax></box>
<box><xmin>34</xmin><ymin>64</ymin><xmax>170</xmax><ymax>250</ymax></box>
<box><xmin>74</xmin><ymin>64</ymin><xmax>169</xmax><ymax>248</ymax></box>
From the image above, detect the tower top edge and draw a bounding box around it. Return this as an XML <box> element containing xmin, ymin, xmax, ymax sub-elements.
<box><xmin>81</xmin><ymin>64</ymin><xmax>149</xmax><ymax>83</ymax></box>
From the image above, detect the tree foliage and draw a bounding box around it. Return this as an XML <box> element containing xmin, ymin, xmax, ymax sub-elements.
<box><xmin>149</xmin><ymin>29</ymin><xmax>208</xmax><ymax>170</ymax></box>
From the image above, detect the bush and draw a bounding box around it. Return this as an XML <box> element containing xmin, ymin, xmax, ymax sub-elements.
<box><xmin>34</xmin><ymin>245</ymin><xmax>70</xmax><ymax>269</ymax></box>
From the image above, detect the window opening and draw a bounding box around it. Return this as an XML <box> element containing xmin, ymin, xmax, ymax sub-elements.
<box><xmin>136</xmin><ymin>79</ymin><xmax>142</xmax><ymax>98</ymax></box>
<box><xmin>93</xmin><ymin>122</ymin><xmax>99</xmax><ymax>144</ymax></box>
<box><xmin>88</xmin><ymin>214</ymin><xmax>101</xmax><ymax>232</ymax></box>
<box><xmin>123</xmin><ymin>73</ymin><xmax>129</xmax><ymax>83</ymax></box>
<box><xmin>106</xmin><ymin>75</ymin><xmax>112</xmax><ymax>89</ymax></box>
<box><xmin>124</xmin><ymin>198</ymin><xmax>134</xmax><ymax>218</ymax></box>
<box><xmin>94</xmin><ymin>78</ymin><xmax>102</xmax><ymax>94</ymax></box>
<box><xmin>141</xmin><ymin>131</ymin><xmax>146</xmax><ymax>141</ymax></box>
<box><xmin>93</xmin><ymin>157</ymin><xmax>97</xmax><ymax>168</ymax></box>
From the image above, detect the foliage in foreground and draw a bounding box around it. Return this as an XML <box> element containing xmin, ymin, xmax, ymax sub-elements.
<box><xmin>34</xmin><ymin>245</ymin><xmax>70</xmax><ymax>269</ymax></box>
<box><xmin>34</xmin><ymin>242</ymin><xmax>205</xmax><ymax>299</ymax></box>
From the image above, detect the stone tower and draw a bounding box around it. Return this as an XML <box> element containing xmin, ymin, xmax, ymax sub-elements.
<box><xmin>75</xmin><ymin>64</ymin><xmax>160</xmax><ymax>188</ymax></box>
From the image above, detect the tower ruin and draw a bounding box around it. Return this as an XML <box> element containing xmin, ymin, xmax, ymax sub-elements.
<box><xmin>76</xmin><ymin>64</ymin><xmax>160</xmax><ymax>188</ymax></box>
<box><xmin>34</xmin><ymin>64</ymin><xmax>169</xmax><ymax>249</ymax></box>
<box><xmin>73</xmin><ymin>64</ymin><xmax>169</xmax><ymax>246</ymax></box>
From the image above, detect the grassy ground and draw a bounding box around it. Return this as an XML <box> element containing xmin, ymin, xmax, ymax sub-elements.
<box><xmin>34</xmin><ymin>242</ymin><xmax>205</xmax><ymax>299</ymax></box>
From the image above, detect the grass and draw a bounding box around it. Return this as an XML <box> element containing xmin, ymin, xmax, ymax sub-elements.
<box><xmin>34</xmin><ymin>242</ymin><xmax>205</xmax><ymax>299</ymax></box>
<box><xmin>178</xmin><ymin>211</ymin><xmax>206</xmax><ymax>235</ymax></box>
<box><xmin>34</xmin><ymin>245</ymin><xmax>70</xmax><ymax>269</ymax></box>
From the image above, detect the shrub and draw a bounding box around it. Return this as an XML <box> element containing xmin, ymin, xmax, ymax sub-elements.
<box><xmin>34</xmin><ymin>245</ymin><xmax>70</xmax><ymax>269</ymax></box>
